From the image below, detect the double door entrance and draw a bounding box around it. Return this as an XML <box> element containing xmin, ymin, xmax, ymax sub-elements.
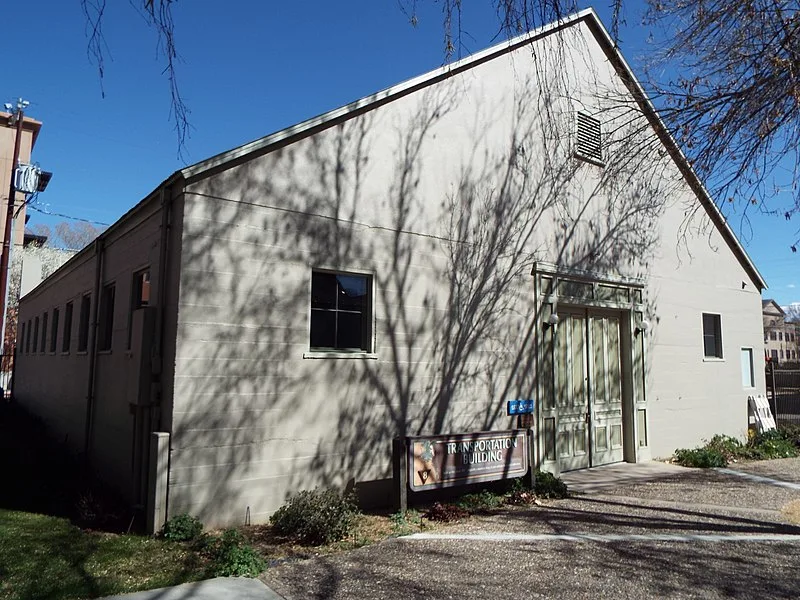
<box><xmin>548</xmin><ymin>308</ymin><xmax>625</xmax><ymax>471</ymax></box>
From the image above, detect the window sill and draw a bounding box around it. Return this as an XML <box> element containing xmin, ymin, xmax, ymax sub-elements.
<box><xmin>303</xmin><ymin>351</ymin><xmax>378</xmax><ymax>360</ymax></box>
<box><xmin>77</xmin><ymin>350</ymin><xmax>88</xmax><ymax>356</ymax></box>
<box><xmin>574</xmin><ymin>152</ymin><xmax>605</xmax><ymax>168</ymax></box>
<box><xmin>702</xmin><ymin>357</ymin><xmax>725</xmax><ymax>362</ymax></box>
<box><xmin>97</xmin><ymin>350</ymin><xmax>112</xmax><ymax>355</ymax></box>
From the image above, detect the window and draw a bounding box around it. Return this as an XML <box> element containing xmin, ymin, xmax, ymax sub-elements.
<box><xmin>741</xmin><ymin>348</ymin><xmax>754</xmax><ymax>388</ymax></box>
<box><xmin>770</xmin><ymin>331</ymin><xmax>777</xmax><ymax>341</ymax></box>
<box><xmin>78</xmin><ymin>294</ymin><xmax>91</xmax><ymax>352</ymax></box>
<box><xmin>63</xmin><ymin>302</ymin><xmax>73</xmax><ymax>353</ymax></box>
<box><xmin>19</xmin><ymin>322</ymin><xmax>25</xmax><ymax>353</ymax></box>
<box><xmin>98</xmin><ymin>284</ymin><xmax>116</xmax><ymax>352</ymax></box>
<box><xmin>781</xmin><ymin>349</ymin><xmax>785</xmax><ymax>359</ymax></box>
<box><xmin>50</xmin><ymin>308</ymin><xmax>59</xmax><ymax>353</ymax></box>
<box><xmin>771</xmin><ymin>349</ymin><xmax>779</xmax><ymax>360</ymax></box>
<box><xmin>576</xmin><ymin>112</ymin><xmax>602</xmax><ymax>163</ymax></box>
<box><xmin>41</xmin><ymin>312</ymin><xmax>48</xmax><ymax>353</ymax></box>
<box><xmin>128</xmin><ymin>269</ymin><xmax>151</xmax><ymax>349</ymax></box>
<box><xmin>25</xmin><ymin>320</ymin><xmax>31</xmax><ymax>354</ymax></box>
<box><xmin>32</xmin><ymin>317</ymin><xmax>39</xmax><ymax>353</ymax></box>
<box><xmin>310</xmin><ymin>271</ymin><xmax>372</xmax><ymax>351</ymax></box>
<box><xmin>702</xmin><ymin>313</ymin><xmax>723</xmax><ymax>359</ymax></box>
<box><xmin>779</xmin><ymin>332</ymin><xmax>783</xmax><ymax>341</ymax></box>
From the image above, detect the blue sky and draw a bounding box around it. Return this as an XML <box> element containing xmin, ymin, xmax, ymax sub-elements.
<box><xmin>5</xmin><ymin>1</ymin><xmax>798</xmax><ymax>304</ymax></box>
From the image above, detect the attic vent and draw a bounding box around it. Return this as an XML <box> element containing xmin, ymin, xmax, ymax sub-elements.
<box><xmin>576</xmin><ymin>112</ymin><xmax>602</xmax><ymax>163</ymax></box>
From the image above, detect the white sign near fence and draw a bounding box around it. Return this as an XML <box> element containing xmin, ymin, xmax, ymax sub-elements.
<box><xmin>748</xmin><ymin>395</ymin><xmax>776</xmax><ymax>433</ymax></box>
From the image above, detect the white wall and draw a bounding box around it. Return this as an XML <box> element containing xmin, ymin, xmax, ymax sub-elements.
<box><xmin>169</xmin><ymin>17</ymin><xmax>765</xmax><ymax>525</ymax></box>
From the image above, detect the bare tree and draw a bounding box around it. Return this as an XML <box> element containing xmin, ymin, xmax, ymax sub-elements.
<box><xmin>644</xmin><ymin>0</ymin><xmax>800</xmax><ymax>250</ymax></box>
<box><xmin>29</xmin><ymin>221</ymin><xmax>104</xmax><ymax>250</ymax></box>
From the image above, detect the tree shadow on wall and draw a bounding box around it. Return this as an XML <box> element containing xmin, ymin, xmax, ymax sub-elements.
<box><xmin>175</xmin><ymin>35</ymin><xmax>681</xmax><ymax>524</ymax></box>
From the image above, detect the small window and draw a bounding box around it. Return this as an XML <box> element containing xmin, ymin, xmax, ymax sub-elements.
<box><xmin>779</xmin><ymin>332</ymin><xmax>783</xmax><ymax>341</ymax></box>
<box><xmin>770</xmin><ymin>331</ymin><xmax>777</xmax><ymax>341</ymax></box>
<box><xmin>702</xmin><ymin>313</ymin><xmax>723</xmax><ymax>359</ymax></box>
<box><xmin>25</xmin><ymin>320</ymin><xmax>31</xmax><ymax>354</ymax></box>
<box><xmin>771</xmin><ymin>349</ymin><xmax>779</xmax><ymax>360</ymax></box>
<box><xmin>78</xmin><ymin>294</ymin><xmax>91</xmax><ymax>352</ymax></box>
<box><xmin>63</xmin><ymin>302</ymin><xmax>73</xmax><ymax>353</ymax></box>
<box><xmin>576</xmin><ymin>112</ymin><xmax>602</xmax><ymax>163</ymax></box>
<box><xmin>128</xmin><ymin>269</ymin><xmax>151</xmax><ymax>349</ymax></box>
<box><xmin>41</xmin><ymin>312</ymin><xmax>48</xmax><ymax>353</ymax></box>
<box><xmin>32</xmin><ymin>317</ymin><xmax>39</xmax><ymax>353</ymax></box>
<box><xmin>781</xmin><ymin>349</ymin><xmax>785</xmax><ymax>359</ymax></box>
<box><xmin>98</xmin><ymin>284</ymin><xmax>116</xmax><ymax>352</ymax></box>
<box><xmin>50</xmin><ymin>308</ymin><xmax>59</xmax><ymax>353</ymax></box>
<box><xmin>310</xmin><ymin>271</ymin><xmax>372</xmax><ymax>351</ymax></box>
<box><xmin>740</xmin><ymin>348</ymin><xmax>754</xmax><ymax>388</ymax></box>
<box><xmin>19</xmin><ymin>322</ymin><xmax>25</xmax><ymax>353</ymax></box>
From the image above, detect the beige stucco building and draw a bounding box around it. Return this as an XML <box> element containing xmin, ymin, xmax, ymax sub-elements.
<box><xmin>15</xmin><ymin>10</ymin><xmax>767</xmax><ymax>529</ymax></box>
<box><xmin>763</xmin><ymin>299</ymin><xmax>799</xmax><ymax>364</ymax></box>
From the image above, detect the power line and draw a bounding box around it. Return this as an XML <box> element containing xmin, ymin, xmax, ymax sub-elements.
<box><xmin>28</xmin><ymin>204</ymin><xmax>110</xmax><ymax>227</ymax></box>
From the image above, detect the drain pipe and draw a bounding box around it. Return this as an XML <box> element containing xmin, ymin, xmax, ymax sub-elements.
<box><xmin>83</xmin><ymin>236</ymin><xmax>105</xmax><ymax>460</ymax></box>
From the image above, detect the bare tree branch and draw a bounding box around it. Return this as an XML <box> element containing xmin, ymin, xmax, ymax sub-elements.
<box><xmin>82</xmin><ymin>0</ymin><xmax>191</xmax><ymax>160</ymax></box>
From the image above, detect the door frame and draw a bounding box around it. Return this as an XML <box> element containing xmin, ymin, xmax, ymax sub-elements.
<box><xmin>533</xmin><ymin>263</ymin><xmax>647</xmax><ymax>475</ymax></box>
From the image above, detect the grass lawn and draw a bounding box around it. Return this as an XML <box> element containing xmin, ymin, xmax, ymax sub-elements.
<box><xmin>0</xmin><ymin>509</ymin><xmax>210</xmax><ymax>600</ymax></box>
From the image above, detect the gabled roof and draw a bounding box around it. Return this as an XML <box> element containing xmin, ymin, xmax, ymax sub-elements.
<box><xmin>763</xmin><ymin>299</ymin><xmax>785</xmax><ymax>316</ymax></box>
<box><xmin>177</xmin><ymin>8</ymin><xmax>765</xmax><ymax>289</ymax></box>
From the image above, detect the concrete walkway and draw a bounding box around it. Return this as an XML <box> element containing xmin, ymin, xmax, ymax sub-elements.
<box><xmin>100</xmin><ymin>577</ymin><xmax>285</xmax><ymax>600</ymax></box>
<box><xmin>559</xmin><ymin>459</ymin><xmax>686</xmax><ymax>493</ymax></box>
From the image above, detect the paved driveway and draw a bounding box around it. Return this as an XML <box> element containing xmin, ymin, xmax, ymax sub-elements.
<box><xmin>263</xmin><ymin>460</ymin><xmax>800</xmax><ymax>599</ymax></box>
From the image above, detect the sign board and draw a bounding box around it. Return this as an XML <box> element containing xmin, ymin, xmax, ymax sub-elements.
<box><xmin>507</xmin><ymin>399</ymin><xmax>534</xmax><ymax>415</ymax></box>
<box><xmin>408</xmin><ymin>429</ymin><xmax>528</xmax><ymax>491</ymax></box>
<box><xmin>748</xmin><ymin>395</ymin><xmax>776</xmax><ymax>433</ymax></box>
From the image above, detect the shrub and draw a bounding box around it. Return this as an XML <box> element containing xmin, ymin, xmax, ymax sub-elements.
<box><xmin>209</xmin><ymin>529</ymin><xmax>266</xmax><ymax>577</ymax></box>
<box><xmin>424</xmin><ymin>502</ymin><xmax>469</xmax><ymax>522</ymax></box>
<box><xmin>751</xmin><ymin>429</ymin><xmax>799</xmax><ymax>459</ymax></box>
<box><xmin>456</xmin><ymin>490</ymin><xmax>505</xmax><ymax>512</ymax></box>
<box><xmin>162</xmin><ymin>513</ymin><xmax>204</xmax><ymax>542</ymax></box>
<box><xmin>705</xmin><ymin>434</ymin><xmax>752</xmax><ymax>461</ymax></box>
<box><xmin>270</xmin><ymin>488</ymin><xmax>358</xmax><ymax>545</ymax></box>
<box><xmin>673</xmin><ymin>447</ymin><xmax>728</xmax><ymax>468</ymax></box>
<box><xmin>389</xmin><ymin>509</ymin><xmax>422</xmax><ymax>535</ymax></box>
<box><xmin>778</xmin><ymin>424</ymin><xmax>800</xmax><ymax>449</ymax></box>
<box><xmin>534</xmin><ymin>471</ymin><xmax>568</xmax><ymax>498</ymax></box>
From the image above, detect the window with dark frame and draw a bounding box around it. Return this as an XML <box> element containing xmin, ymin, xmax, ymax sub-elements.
<box><xmin>78</xmin><ymin>294</ymin><xmax>91</xmax><ymax>352</ymax></box>
<box><xmin>25</xmin><ymin>320</ymin><xmax>31</xmax><ymax>354</ymax></box>
<box><xmin>702</xmin><ymin>313</ymin><xmax>723</xmax><ymax>359</ymax></box>
<box><xmin>63</xmin><ymin>302</ymin><xmax>73</xmax><ymax>353</ymax></box>
<box><xmin>128</xmin><ymin>269</ymin><xmax>151</xmax><ymax>349</ymax></box>
<box><xmin>98</xmin><ymin>284</ymin><xmax>116</xmax><ymax>352</ymax></box>
<box><xmin>575</xmin><ymin>112</ymin><xmax>603</xmax><ymax>163</ymax></box>
<box><xmin>50</xmin><ymin>308</ymin><xmax>59</xmax><ymax>353</ymax></box>
<box><xmin>41</xmin><ymin>312</ymin><xmax>48</xmax><ymax>353</ymax></box>
<box><xmin>310</xmin><ymin>271</ymin><xmax>372</xmax><ymax>352</ymax></box>
<box><xmin>33</xmin><ymin>317</ymin><xmax>39</xmax><ymax>353</ymax></box>
<box><xmin>19</xmin><ymin>322</ymin><xmax>25</xmax><ymax>354</ymax></box>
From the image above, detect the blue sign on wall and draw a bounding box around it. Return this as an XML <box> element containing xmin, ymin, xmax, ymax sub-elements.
<box><xmin>507</xmin><ymin>399</ymin><xmax>534</xmax><ymax>415</ymax></box>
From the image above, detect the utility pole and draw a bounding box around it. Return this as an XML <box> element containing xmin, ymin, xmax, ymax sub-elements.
<box><xmin>0</xmin><ymin>98</ymin><xmax>29</xmax><ymax>354</ymax></box>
